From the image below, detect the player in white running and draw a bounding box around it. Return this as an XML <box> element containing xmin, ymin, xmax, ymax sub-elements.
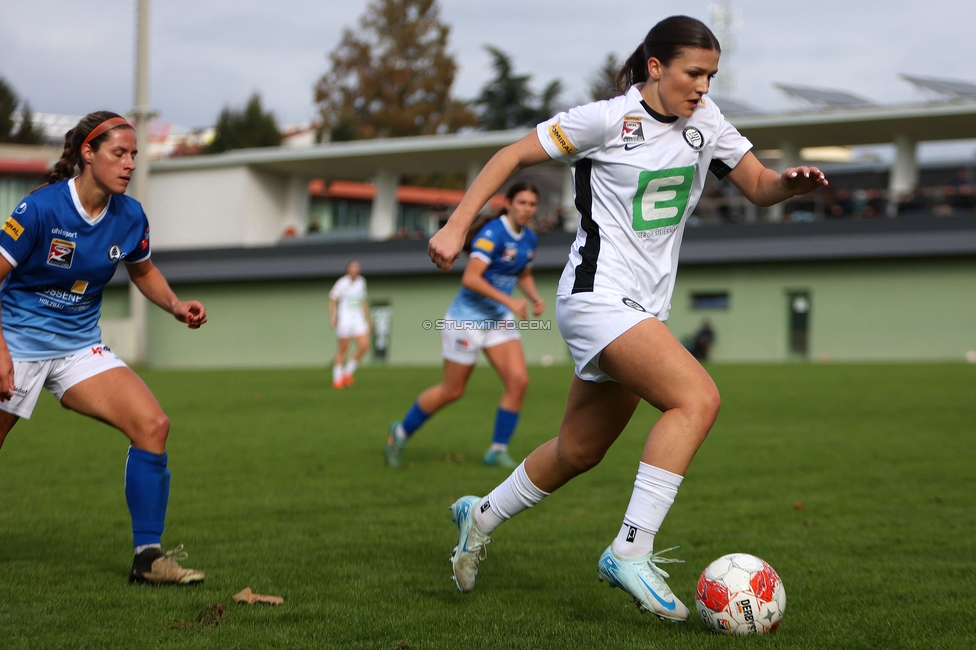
<box><xmin>387</xmin><ymin>182</ymin><xmax>544</xmax><ymax>469</ymax></box>
<box><xmin>329</xmin><ymin>260</ymin><xmax>370</xmax><ymax>388</ymax></box>
<box><xmin>430</xmin><ymin>16</ymin><xmax>827</xmax><ymax>621</ymax></box>
<box><xmin>0</xmin><ymin>111</ymin><xmax>207</xmax><ymax>584</ymax></box>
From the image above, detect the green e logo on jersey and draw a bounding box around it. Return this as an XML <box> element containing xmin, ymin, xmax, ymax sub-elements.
<box><xmin>632</xmin><ymin>166</ymin><xmax>695</xmax><ymax>231</ymax></box>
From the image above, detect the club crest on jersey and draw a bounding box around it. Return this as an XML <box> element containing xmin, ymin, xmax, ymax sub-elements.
<box><xmin>108</xmin><ymin>243</ymin><xmax>123</xmax><ymax>262</ymax></box>
<box><xmin>47</xmin><ymin>238</ymin><xmax>75</xmax><ymax>268</ymax></box>
<box><xmin>621</xmin><ymin>116</ymin><xmax>645</xmax><ymax>144</ymax></box>
<box><xmin>683</xmin><ymin>126</ymin><xmax>705</xmax><ymax>151</ymax></box>
<box><xmin>501</xmin><ymin>246</ymin><xmax>518</xmax><ymax>263</ymax></box>
<box><xmin>622</xmin><ymin>297</ymin><xmax>646</xmax><ymax>312</ymax></box>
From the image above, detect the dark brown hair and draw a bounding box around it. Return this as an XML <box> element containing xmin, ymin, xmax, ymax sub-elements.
<box><xmin>615</xmin><ymin>16</ymin><xmax>721</xmax><ymax>93</ymax></box>
<box><xmin>47</xmin><ymin>111</ymin><xmax>134</xmax><ymax>185</ymax></box>
<box><xmin>463</xmin><ymin>181</ymin><xmax>540</xmax><ymax>252</ymax></box>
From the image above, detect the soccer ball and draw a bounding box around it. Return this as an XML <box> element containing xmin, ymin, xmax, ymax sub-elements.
<box><xmin>695</xmin><ymin>553</ymin><xmax>785</xmax><ymax>635</ymax></box>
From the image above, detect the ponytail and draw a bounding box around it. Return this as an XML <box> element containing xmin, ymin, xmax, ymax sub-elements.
<box><xmin>45</xmin><ymin>111</ymin><xmax>132</xmax><ymax>186</ymax></box>
<box><xmin>615</xmin><ymin>16</ymin><xmax>721</xmax><ymax>94</ymax></box>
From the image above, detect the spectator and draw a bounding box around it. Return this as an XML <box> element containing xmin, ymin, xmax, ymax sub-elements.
<box><xmin>689</xmin><ymin>319</ymin><xmax>715</xmax><ymax>361</ymax></box>
<box><xmin>952</xmin><ymin>184</ymin><xmax>975</xmax><ymax>213</ymax></box>
<box><xmin>828</xmin><ymin>188</ymin><xmax>854</xmax><ymax>218</ymax></box>
<box><xmin>896</xmin><ymin>187</ymin><xmax>927</xmax><ymax>216</ymax></box>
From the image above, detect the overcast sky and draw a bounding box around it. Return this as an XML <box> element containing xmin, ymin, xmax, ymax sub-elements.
<box><xmin>1</xmin><ymin>0</ymin><xmax>974</xmax><ymax>134</ymax></box>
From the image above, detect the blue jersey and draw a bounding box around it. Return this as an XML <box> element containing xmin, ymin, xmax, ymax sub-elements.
<box><xmin>0</xmin><ymin>179</ymin><xmax>151</xmax><ymax>360</ymax></box>
<box><xmin>447</xmin><ymin>215</ymin><xmax>538</xmax><ymax>322</ymax></box>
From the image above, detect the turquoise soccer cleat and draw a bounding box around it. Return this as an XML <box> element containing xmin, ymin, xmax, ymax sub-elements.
<box><xmin>597</xmin><ymin>545</ymin><xmax>690</xmax><ymax>622</ymax></box>
<box><xmin>449</xmin><ymin>495</ymin><xmax>492</xmax><ymax>593</ymax></box>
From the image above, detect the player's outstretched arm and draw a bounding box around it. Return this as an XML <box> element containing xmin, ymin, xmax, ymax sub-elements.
<box><xmin>428</xmin><ymin>132</ymin><xmax>551</xmax><ymax>271</ymax></box>
<box><xmin>726</xmin><ymin>151</ymin><xmax>828</xmax><ymax>207</ymax></box>
<box><xmin>126</xmin><ymin>259</ymin><xmax>207</xmax><ymax>329</ymax></box>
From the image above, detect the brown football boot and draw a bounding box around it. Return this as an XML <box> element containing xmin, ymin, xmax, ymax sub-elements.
<box><xmin>129</xmin><ymin>545</ymin><xmax>205</xmax><ymax>585</ymax></box>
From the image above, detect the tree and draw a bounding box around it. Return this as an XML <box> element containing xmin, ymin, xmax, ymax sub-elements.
<box><xmin>11</xmin><ymin>101</ymin><xmax>43</xmax><ymax>145</ymax></box>
<box><xmin>474</xmin><ymin>46</ymin><xmax>562</xmax><ymax>131</ymax></box>
<box><xmin>314</xmin><ymin>0</ymin><xmax>475</xmax><ymax>142</ymax></box>
<box><xmin>206</xmin><ymin>93</ymin><xmax>282</xmax><ymax>154</ymax></box>
<box><xmin>0</xmin><ymin>77</ymin><xmax>44</xmax><ymax>145</ymax></box>
<box><xmin>588</xmin><ymin>52</ymin><xmax>621</xmax><ymax>102</ymax></box>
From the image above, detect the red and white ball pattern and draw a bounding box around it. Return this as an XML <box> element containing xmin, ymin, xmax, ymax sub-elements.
<box><xmin>696</xmin><ymin>553</ymin><xmax>786</xmax><ymax>635</ymax></box>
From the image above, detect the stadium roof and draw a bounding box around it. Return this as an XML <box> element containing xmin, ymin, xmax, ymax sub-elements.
<box><xmin>123</xmin><ymin>216</ymin><xmax>976</xmax><ymax>285</ymax></box>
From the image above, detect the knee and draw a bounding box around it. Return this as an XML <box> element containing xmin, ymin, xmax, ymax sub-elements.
<box><xmin>692</xmin><ymin>384</ymin><xmax>722</xmax><ymax>430</ymax></box>
<box><xmin>507</xmin><ymin>371</ymin><xmax>529</xmax><ymax>396</ymax></box>
<box><xmin>139</xmin><ymin>412</ymin><xmax>170</xmax><ymax>450</ymax></box>
<box><xmin>442</xmin><ymin>383</ymin><xmax>466</xmax><ymax>403</ymax></box>
<box><xmin>555</xmin><ymin>441</ymin><xmax>605</xmax><ymax>476</ymax></box>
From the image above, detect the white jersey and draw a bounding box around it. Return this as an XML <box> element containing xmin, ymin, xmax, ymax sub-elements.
<box><xmin>330</xmin><ymin>275</ymin><xmax>367</xmax><ymax>326</ymax></box>
<box><xmin>537</xmin><ymin>85</ymin><xmax>752</xmax><ymax>320</ymax></box>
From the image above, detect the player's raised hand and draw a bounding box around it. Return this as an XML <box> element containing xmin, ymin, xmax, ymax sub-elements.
<box><xmin>428</xmin><ymin>222</ymin><xmax>465</xmax><ymax>271</ymax></box>
<box><xmin>782</xmin><ymin>166</ymin><xmax>828</xmax><ymax>195</ymax></box>
<box><xmin>173</xmin><ymin>300</ymin><xmax>208</xmax><ymax>329</ymax></box>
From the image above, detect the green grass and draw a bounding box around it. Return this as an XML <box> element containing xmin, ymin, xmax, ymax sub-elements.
<box><xmin>0</xmin><ymin>363</ymin><xmax>974</xmax><ymax>649</ymax></box>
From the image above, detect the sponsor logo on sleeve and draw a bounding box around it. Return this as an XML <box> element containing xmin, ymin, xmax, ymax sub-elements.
<box><xmin>682</xmin><ymin>126</ymin><xmax>705</xmax><ymax>151</ymax></box>
<box><xmin>547</xmin><ymin>122</ymin><xmax>577</xmax><ymax>156</ymax></box>
<box><xmin>3</xmin><ymin>216</ymin><xmax>24</xmax><ymax>240</ymax></box>
<box><xmin>71</xmin><ymin>280</ymin><xmax>89</xmax><ymax>294</ymax></box>
<box><xmin>473</xmin><ymin>238</ymin><xmax>495</xmax><ymax>253</ymax></box>
<box><xmin>47</xmin><ymin>239</ymin><xmax>75</xmax><ymax>268</ymax></box>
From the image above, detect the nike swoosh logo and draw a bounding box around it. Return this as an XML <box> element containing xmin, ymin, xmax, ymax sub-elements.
<box><xmin>624</xmin><ymin>143</ymin><xmax>645</xmax><ymax>151</ymax></box>
<box><xmin>638</xmin><ymin>575</ymin><xmax>676</xmax><ymax>610</ymax></box>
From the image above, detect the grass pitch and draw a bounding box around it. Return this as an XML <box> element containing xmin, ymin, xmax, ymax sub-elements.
<box><xmin>0</xmin><ymin>363</ymin><xmax>973</xmax><ymax>649</ymax></box>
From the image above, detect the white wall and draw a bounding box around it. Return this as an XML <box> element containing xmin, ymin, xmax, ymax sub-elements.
<box><xmin>148</xmin><ymin>166</ymin><xmax>289</xmax><ymax>250</ymax></box>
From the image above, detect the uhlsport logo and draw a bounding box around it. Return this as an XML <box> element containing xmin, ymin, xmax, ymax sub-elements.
<box><xmin>47</xmin><ymin>239</ymin><xmax>75</xmax><ymax>268</ymax></box>
<box><xmin>15</xmin><ymin>202</ymin><xmax>28</xmax><ymax>215</ymax></box>
<box><xmin>683</xmin><ymin>126</ymin><xmax>705</xmax><ymax>151</ymax></box>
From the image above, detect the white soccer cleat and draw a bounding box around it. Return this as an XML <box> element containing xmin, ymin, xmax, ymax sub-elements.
<box><xmin>598</xmin><ymin>545</ymin><xmax>690</xmax><ymax>622</ymax></box>
<box><xmin>449</xmin><ymin>495</ymin><xmax>492</xmax><ymax>593</ymax></box>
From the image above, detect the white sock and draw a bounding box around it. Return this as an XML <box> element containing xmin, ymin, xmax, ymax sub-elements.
<box><xmin>474</xmin><ymin>461</ymin><xmax>549</xmax><ymax>534</ymax></box>
<box><xmin>344</xmin><ymin>359</ymin><xmax>358</xmax><ymax>376</ymax></box>
<box><xmin>612</xmin><ymin>462</ymin><xmax>683</xmax><ymax>558</ymax></box>
<box><xmin>332</xmin><ymin>364</ymin><xmax>343</xmax><ymax>382</ymax></box>
<box><xmin>134</xmin><ymin>543</ymin><xmax>161</xmax><ymax>556</ymax></box>
<box><xmin>489</xmin><ymin>442</ymin><xmax>507</xmax><ymax>452</ymax></box>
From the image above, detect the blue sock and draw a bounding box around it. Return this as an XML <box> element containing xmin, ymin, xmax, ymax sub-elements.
<box><xmin>125</xmin><ymin>446</ymin><xmax>170</xmax><ymax>548</ymax></box>
<box><xmin>402</xmin><ymin>402</ymin><xmax>430</xmax><ymax>437</ymax></box>
<box><xmin>492</xmin><ymin>408</ymin><xmax>520</xmax><ymax>446</ymax></box>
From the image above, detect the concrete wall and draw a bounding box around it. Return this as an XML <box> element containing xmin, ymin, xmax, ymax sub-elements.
<box><xmin>149</xmin><ymin>167</ymin><xmax>289</xmax><ymax>250</ymax></box>
<box><xmin>98</xmin><ymin>257</ymin><xmax>976</xmax><ymax>368</ymax></box>
<box><xmin>666</xmin><ymin>258</ymin><xmax>976</xmax><ymax>362</ymax></box>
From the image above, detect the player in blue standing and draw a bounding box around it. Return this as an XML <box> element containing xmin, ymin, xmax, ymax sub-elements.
<box><xmin>0</xmin><ymin>111</ymin><xmax>207</xmax><ymax>584</ymax></box>
<box><xmin>386</xmin><ymin>182</ymin><xmax>545</xmax><ymax>469</ymax></box>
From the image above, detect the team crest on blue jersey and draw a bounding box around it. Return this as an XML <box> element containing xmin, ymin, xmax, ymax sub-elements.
<box><xmin>501</xmin><ymin>246</ymin><xmax>518</xmax><ymax>263</ymax></box>
<box><xmin>108</xmin><ymin>243</ymin><xmax>122</xmax><ymax>262</ymax></box>
<box><xmin>683</xmin><ymin>127</ymin><xmax>705</xmax><ymax>151</ymax></box>
<box><xmin>621</xmin><ymin>116</ymin><xmax>645</xmax><ymax>144</ymax></box>
<box><xmin>47</xmin><ymin>239</ymin><xmax>75</xmax><ymax>268</ymax></box>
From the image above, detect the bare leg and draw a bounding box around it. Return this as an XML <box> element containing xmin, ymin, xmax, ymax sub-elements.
<box><xmin>483</xmin><ymin>340</ymin><xmax>529</xmax><ymax>412</ymax></box>
<box><xmin>0</xmin><ymin>409</ymin><xmax>20</xmax><ymax>450</ymax></box>
<box><xmin>335</xmin><ymin>338</ymin><xmax>351</xmax><ymax>367</ymax></box>
<box><xmin>352</xmin><ymin>333</ymin><xmax>370</xmax><ymax>362</ymax></box>
<box><xmin>523</xmin><ymin>317</ymin><xmax>719</xmax><ymax>491</ymax></box>
<box><xmin>416</xmin><ymin>360</ymin><xmax>475</xmax><ymax>415</ymax></box>
<box><xmin>60</xmin><ymin>367</ymin><xmax>169</xmax><ymax>453</ymax></box>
